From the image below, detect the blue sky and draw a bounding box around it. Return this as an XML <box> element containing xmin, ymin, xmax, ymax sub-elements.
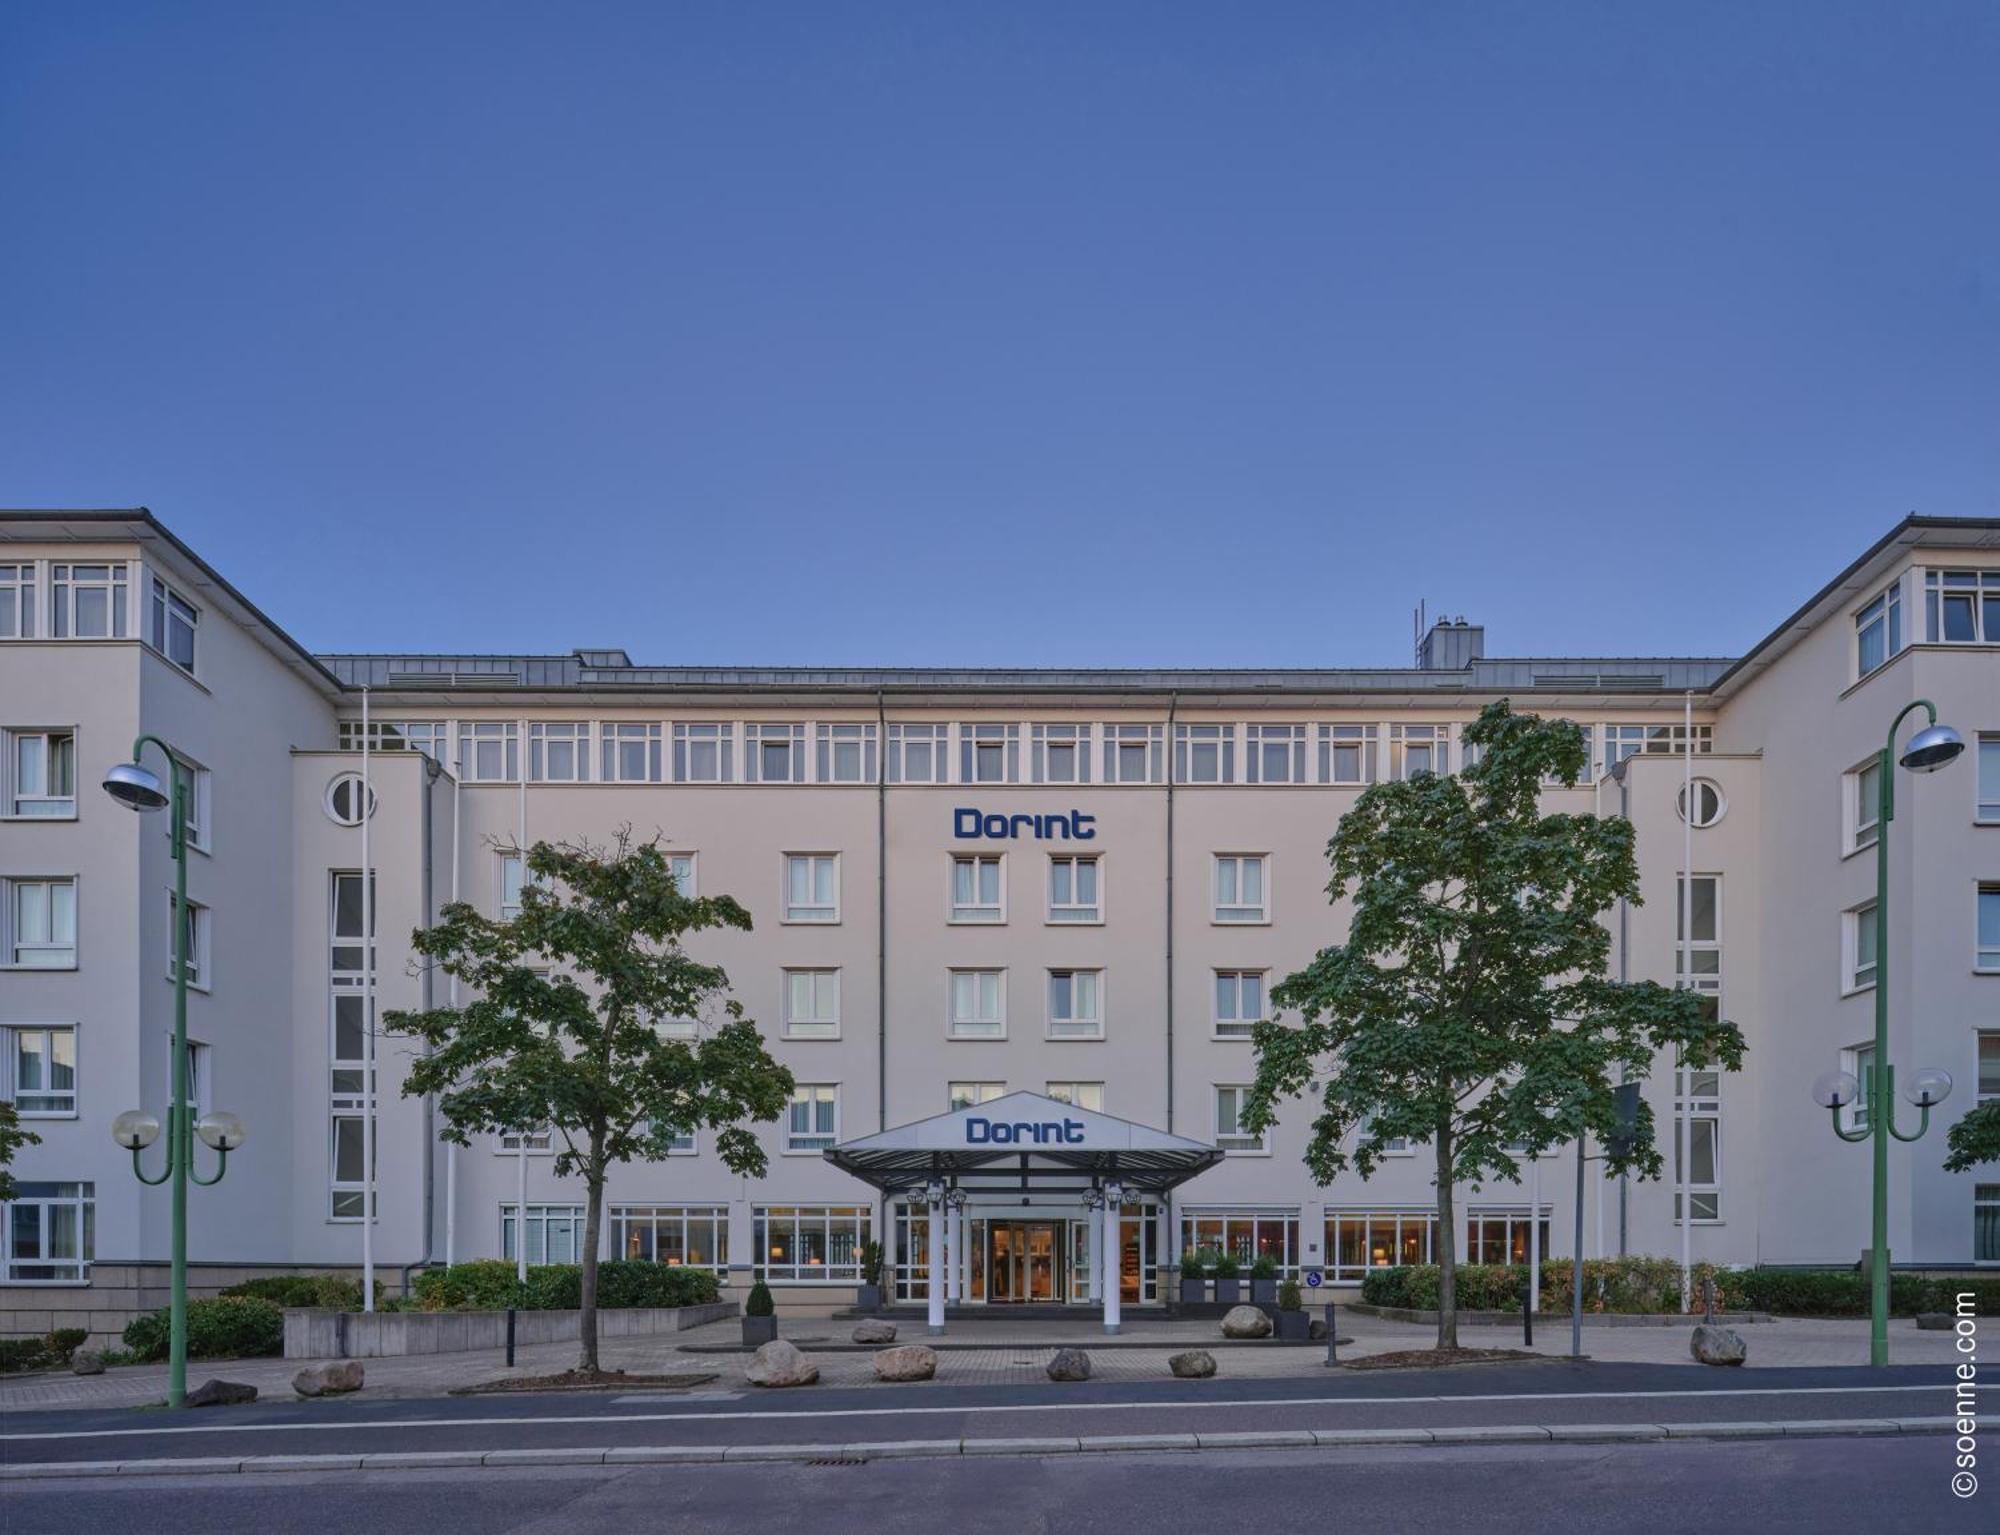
<box><xmin>2</xmin><ymin>3</ymin><xmax>1995</xmax><ymax>666</ymax></box>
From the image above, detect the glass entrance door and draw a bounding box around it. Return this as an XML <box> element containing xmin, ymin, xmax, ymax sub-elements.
<box><xmin>986</xmin><ymin>1221</ymin><xmax>1064</xmax><ymax>1302</ymax></box>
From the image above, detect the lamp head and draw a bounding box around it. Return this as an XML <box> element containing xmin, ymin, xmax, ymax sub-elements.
<box><xmin>102</xmin><ymin>760</ymin><xmax>169</xmax><ymax>812</ymax></box>
<box><xmin>1811</xmin><ymin>1070</ymin><xmax>1860</xmax><ymax>1110</ymax></box>
<box><xmin>1904</xmin><ymin>1068</ymin><xmax>1953</xmax><ymax>1110</ymax></box>
<box><xmin>1900</xmin><ymin>723</ymin><xmax>1966</xmax><ymax>773</ymax></box>
<box><xmin>194</xmin><ymin>1110</ymin><xmax>247</xmax><ymax>1152</ymax></box>
<box><xmin>111</xmin><ymin>1109</ymin><xmax>162</xmax><ymax>1150</ymax></box>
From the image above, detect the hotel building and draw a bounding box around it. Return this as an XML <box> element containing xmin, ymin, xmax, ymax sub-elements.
<box><xmin>4</xmin><ymin>509</ymin><xmax>2000</xmax><ymax>1340</ymax></box>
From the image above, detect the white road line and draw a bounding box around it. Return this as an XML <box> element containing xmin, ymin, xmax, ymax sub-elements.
<box><xmin>0</xmin><ymin>1383</ymin><xmax>1941</xmax><ymax>1444</ymax></box>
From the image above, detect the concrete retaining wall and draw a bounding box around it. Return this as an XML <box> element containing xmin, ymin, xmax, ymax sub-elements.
<box><xmin>282</xmin><ymin>1300</ymin><xmax>738</xmax><ymax>1359</ymax></box>
<box><xmin>1</xmin><ymin>1264</ymin><xmax>402</xmax><ymax>1349</ymax></box>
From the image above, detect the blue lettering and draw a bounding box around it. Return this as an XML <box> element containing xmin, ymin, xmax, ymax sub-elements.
<box><xmin>1071</xmin><ymin>812</ymin><xmax>1095</xmax><ymax>840</ymax></box>
<box><xmin>1009</xmin><ymin>814</ymin><xmax>1036</xmax><ymax>840</ymax></box>
<box><xmin>963</xmin><ymin>1117</ymin><xmax>1089</xmax><ymax>1146</ymax></box>
<box><xmin>1042</xmin><ymin>814</ymin><xmax>1069</xmax><ymax>839</ymax></box>
<box><xmin>990</xmin><ymin>1120</ymin><xmax>1016</xmax><ymax>1144</ymax></box>
<box><xmin>954</xmin><ymin>808</ymin><xmax>983</xmax><ymax>839</ymax></box>
<box><xmin>950</xmin><ymin>809</ymin><xmax>1099</xmax><ymax>841</ymax></box>
<box><xmin>1063</xmin><ymin>1118</ymin><xmax>1085</xmax><ymax>1144</ymax></box>
<box><xmin>966</xmin><ymin>1116</ymin><xmax>992</xmax><ymax>1143</ymax></box>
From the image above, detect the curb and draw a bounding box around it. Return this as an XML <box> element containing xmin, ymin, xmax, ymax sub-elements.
<box><xmin>2</xmin><ymin>1416</ymin><xmax>1990</xmax><ymax>1480</ymax></box>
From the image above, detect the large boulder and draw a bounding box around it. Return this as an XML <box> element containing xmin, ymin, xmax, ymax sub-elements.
<box><xmin>872</xmin><ymin>1344</ymin><xmax>937</xmax><ymax>1382</ymax></box>
<box><xmin>1690</xmin><ymin>1324</ymin><xmax>1747</xmax><ymax>1366</ymax></box>
<box><xmin>70</xmin><ymin>1351</ymin><xmax>106</xmax><ymax>1376</ymax></box>
<box><xmin>1168</xmin><ymin>1349</ymin><xmax>1216</xmax><ymax>1379</ymax></box>
<box><xmin>1221</xmin><ymin>1305</ymin><xmax>1273</xmax><ymax>1339</ymax></box>
<box><xmin>293</xmin><ymin>1361</ymin><xmax>365</xmax><ymax>1397</ymax></box>
<box><xmin>745</xmin><ymin>1338</ymin><xmax>819</xmax><ymax>1388</ymax></box>
<box><xmin>1045</xmin><ymin>1348</ymin><xmax>1092</xmax><ymax>1382</ymax></box>
<box><xmin>186</xmin><ymin>1378</ymin><xmax>259</xmax><ymax>1408</ymax></box>
<box><xmin>852</xmin><ymin>1318</ymin><xmax>899</xmax><ymax>1345</ymax></box>
<box><xmin>1916</xmin><ymin>1312</ymin><xmax>1954</xmax><ymax>1332</ymax></box>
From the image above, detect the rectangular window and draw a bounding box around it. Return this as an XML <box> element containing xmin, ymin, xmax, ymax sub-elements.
<box><xmin>948</xmin><ymin>969</ymin><xmax>1005</xmax><ymax>1039</ymax></box>
<box><xmin>1674</xmin><ymin>1069</ymin><xmax>1722</xmax><ymax>1223</ymax></box>
<box><xmin>330</xmin><ymin>1115</ymin><xmax>376</xmax><ymax>1218</ymax></box>
<box><xmin>1980</xmin><ymin>886</ymin><xmax>2000</xmax><ymax>972</ymax></box>
<box><xmin>50</xmin><ymin>563</ymin><xmax>129</xmax><ymax>640</ymax></box>
<box><xmin>1214</xmin><ymin>1085</ymin><xmax>1267</xmax><ymax>1153</ymax></box>
<box><xmin>1464</xmin><ymin>1206</ymin><xmax>1556</xmax><ymax>1265</ymax></box>
<box><xmin>1389</xmin><ymin>724</ymin><xmax>1448</xmax><ymax>780</ymax></box>
<box><xmin>1032</xmin><ymin>724</ymin><xmax>1091</xmax><ymax>784</ymax></box>
<box><xmin>1325</xmin><ymin>1210</ymin><xmax>1435</xmax><ymax>1282</ymax></box>
<box><xmin>784</xmin><ymin>1085</ymin><xmax>839</xmax><ymax>1153</ymax></box>
<box><xmin>1047</xmin><ymin>969</ymin><xmax>1102</xmax><ymax>1040</ymax></box>
<box><xmin>745</xmin><ymin>723</ymin><xmax>806</xmax><ymax>783</ymax></box>
<box><xmin>612</xmin><ymin>1205</ymin><xmax>729</xmax><ymax>1268</ymax></box>
<box><xmin>6</xmin><ymin>878</ymin><xmax>77</xmax><ymax>968</ymax></box>
<box><xmin>526</xmin><ymin>722</ymin><xmax>590</xmax><ymax>782</ymax></box>
<box><xmin>816</xmin><ymin>723</ymin><xmax>877</xmax><ymax>784</ymax></box>
<box><xmin>1675</xmin><ymin>874</ymin><xmax>1721</xmax><ymax>1016</ymax></box>
<box><xmin>4</xmin><ymin>1182</ymin><xmax>94</xmax><ymax>1281</ymax></box>
<box><xmin>1045</xmin><ymin>1081</ymin><xmax>1102</xmax><ymax>1111</ymax></box>
<box><xmin>886</xmin><ymin>723</ymin><xmax>947</xmax><ymax>783</ymax></box>
<box><xmin>148</xmin><ymin>576</ymin><xmax>197</xmax><ymax>672</ymax></box>
<box><xmin>169</xmin><ymin>757</ymin><xmax>209</xmax><ymax>852</ymax></box>
<box><xmin>457</xmin><ymin>721</ymin><xmax>519</xmax><ymax>783</ymax></box>
<box><xmin>499</xmin><ymin>1126</ymin><xmax>553</xmax><ymax>1153</ymax></box>
<box><xmin>1980</xmin><ymin>738</ymin><xmax>2000</xmax><ymax>825</ymax></box>
<box><xmin>1850</xmin><ymin>758</ymin><xmax>1883</xmax><ymax>851</ymax></box>
<box><xmin>668</xmin><ymin>852</ymin><xmax>696</xmax><ymax>897</ymax></box>
<box><xmin>1180</xmin><ymin>1209</ymin><xmax>1300</xmax><ymax>1273</ymax></box>
<box><xmin>1924</xmin><ymin>569</ymin><xmax>2000</xmax><ymax>645</ymax></box>
<box><xmin>328</xmin><ymin>867</ymin><xmax>377</xmax><ymax>1219</ymax></box>
<box><xmin>948</xmin><ymin>1081</ymin><xmax>1005</xmax><ymax>1112</ymax></box>
<box><xmin>169</xmin><ymin>893</ymin><xmax>210</xmax><ymax>990</ymax></box>
<box><xmin>1977</xmin><ymin>1184</ymin><xmax>2000</xmax><ymax>1265</ymax></box>
<box><xmin>754</xmin><ymin>1204</ymin><xmax>870</xmax><ymax>1281</ymax></box>
<box><xmin>500</xmin><ymin>1204</ymin><xmax>586</xmax><ymax>1265</ymax></box>
<box><xmin>6</xmin><ymin>729</ymin><xmax>76</xmax><ymax>819</ymax></box>
<box><xmin>672</xmin><ymin>723</ymin><xmax>733</xmax><ymax>783</ymax></box>
<box><xmin>1213</xmin><ymin>970</ymin><xmax>1265</xmax><ymax>1039</ymax></box>
<box><xmin>1101</xmin><ymin>723</ymin><xmax>1164</xmax><ymax>784</ymax></box>
<box><xmin>959</xmin><ymin>724</ymin><xmax>1019</xmax><ymax>784</ymax></box>
<box><xmin>1636</xmin><ymin>724</ymin><xmax>1714</xmax><ymax>757</ymax></box>
<box><xmin>1213</xmin><ymin>854</ymin><xmax>1268</xmax><ymax>923</ymax></box>
<box><xmin>783</xmin><ymin>854</ymin><xmax>839</xmax><ymax>923</ymax></box>
<box><xmin>595</xmin><ymin>722</ymin><xmax>663</xmax><ymax>783</ymax></box>
<box><xmin>1318</xmin><ymin>725</ymin><xmax>1377</xmax><ymax>785</ymax></box>
<box><xmin>0</xmin><ymin>564</ymin><xmax>35</xmax><ymax>638</ymax></box>
<box><xmin>1245</xmin><ymin>724</ymin><xmax>1307</xmax><ymax>784</ymax></box>
<box><xmin>6</xmin><ymin>1025</ymin><xmax>78</xmax><ymax>1116</ymax></box>
<box><xmin>1047</xmin><ymin>855</ymin><xmax>1100</xmax><ymax>923</ymax></box>
<box><xmin>1602</xmin><ymin>725</ymin><xmax>1647</xmax><ymax>772</ymax></box>
<box><xmin>782</xmin><ymin>968</ymin><xmax>841</xmax><ymax>1039</ymax></box>
<box><xmin>1857</xmin><ymin>581</ymin><xmax>1904</xmax><ymax>676</ymax></box>
<box><xmin>339</xmin><ymin>720</ymin><xmax>451</xmax><ymax>760</ymax></box>
<box><xmin>1847</xmin><ymin>1044</ymin><xmax>1877</xmax><ymax>1135</ymax></box>
<box><xmin>1846</xmin><ymin>903</ymin><xmax>1879</xmax><ymax>992</ymax></box>
<box><xmin>173</xmin><ymin>1039</ymin><xmax>212</xmax><ymax>1114</ymax></box>
<box><xmin>498</xmin><ymin>852</ymin><xmax>526</xmax><ymax>919</ymax></box>
<box><xmin>950</xmin><ymin>855</ymin><xmax>1004</xmax><ymax>923</ymax></box>
<box><xmin>1174</xmin><ymin>724</ymin><xmax>1233</xmax><ymax>784</ymax></box>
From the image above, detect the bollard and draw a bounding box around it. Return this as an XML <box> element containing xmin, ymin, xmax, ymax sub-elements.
<box><xmin>1523</xmin><ymin>1279</ymin><xmax>1533</xmax><ymax>1347</ymax></box>
<box><xmin>1323</xmin><ymin>1301</ymin><xmax>1338</xmax><ymax>1367</ymax></box>
<box><xmin>1703</xmin><ymin>1275</ymin><xmax>1717</xmax><ymax>1325</ymax></box>
<box><xmin>506</xmin><ymin>1306</ymin><xmax>517</xmax><ymax>1368</ymax></box>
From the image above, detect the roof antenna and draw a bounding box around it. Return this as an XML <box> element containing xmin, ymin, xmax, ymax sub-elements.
<box><xmin>1413</xmin><ymin>600</ymin><xmax>1427</xmax><ymax>665</ymax></box>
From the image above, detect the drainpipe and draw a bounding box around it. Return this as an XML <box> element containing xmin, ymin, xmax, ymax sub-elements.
<box><xmin>876</xmin><ymin>691</ymin><xmax>889</xmax><ymax>1278</ymax></box>
<box><xmin>401</xmin><ymin>754</ymin><xmax>443</xmax><ymax>1297</ymax></box>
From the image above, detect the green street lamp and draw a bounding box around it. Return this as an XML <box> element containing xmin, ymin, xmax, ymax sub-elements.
<box><xmin>102</xmin><ymin>738</ymin><xmax>246</xmax><ymax>1410</ymax></box>
<box><xmin>1812</xmin><ymin>698</ymin><xmax>1962</xmax><ymax>1367</ymax></box>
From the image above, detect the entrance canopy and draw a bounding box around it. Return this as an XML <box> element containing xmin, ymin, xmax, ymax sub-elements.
<box><xmin>825</xmin><ymin>1091</ymin><xmax>1222</xmax><ymax>1197</ymax></box>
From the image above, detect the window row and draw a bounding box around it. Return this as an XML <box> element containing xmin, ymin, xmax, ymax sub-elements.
<box><xmin>0</xmin><ymin>561</ymin><xmax>197</xmax><ymax>673</ymax></box>
<box><xmin>337</xmin><ymin>715</ymin><xmax>1711</xmax><ymax>787</ymax></box>
<box><xmin>0</xmin><ymin>729</ymin><xmax>210</xmax><ymax>842</ymax></box>
<box><xmin>0</xmin><ymin>878</ymin><xmax>211</xmax><ymax>983</ymax></box>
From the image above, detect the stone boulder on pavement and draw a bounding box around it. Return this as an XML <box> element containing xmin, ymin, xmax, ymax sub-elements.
<box><xmin>293</xmin><ymin>1361</ymin><xmax>365</xmax><ymax>1397</ymax></box>
<box><xmin>1168</xmin><ymin>1349</ymin><xmax>1217</xmax><ymax>1379</ymax></box>
<box><xmin>1045</xmin><ymin>1348</ymin><xmax>1091</xmax><ymax>1381</ymax></box>
<box><xmin>1221</xmin><ymin>1304</ymin><xmax>1273</xmax><ymax>1339</ymax></box>
<box><xmin>852</xmin><ymin>1318</ymin><xmax>899</xmax><ymax>1345</ymax></box>
<box><xmin>1690</xmin><ymin>1324</ymin><xmax>1747</xmax><ymax>1366</ymax></box>
<box><xmin>745</xmin><ymin>1338</ymin><xmax>819</xmax><ymax>1388</ymax></box>
<box><xmin>186</xmin><ymin>1378</ymin><xmax>259</xmax><ymax>1407</ymax></box>
<box><xmin>873</xmin><ymin>1344</ymin><xmax>937</xmax><ymax>1382</ymax></box>
<box><xmin>70</xmin><ymin>1351</ymin><xmax>106</xmax><ymax>1376</ymax></box>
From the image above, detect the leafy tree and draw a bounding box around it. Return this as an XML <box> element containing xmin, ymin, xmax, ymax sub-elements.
<box><xmin>388</xmin><ymin>833</ymin><xmax>795</xmax><ymax>1372</ymax></box>
<box><xmin>1244</xmin><ymin>702</ymin><xmax>1746</xmax><ymax>1348</ymax></box>
<box><xmin>0</xmin><ymin>1100</ymin><xmax>38</xmax><ymax>1203</ymax></box>
<box><xmin>1943</xmin><ymin>1102</ymin><xmax>2000</xmax><ymax>1174</ymax></box>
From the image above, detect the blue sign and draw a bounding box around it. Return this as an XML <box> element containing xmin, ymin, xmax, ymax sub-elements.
<box><xmin>954</xmin><ymin>808</ymin><xmax>1096</xmax><ymax>841</ymax></box>
<box><xmin>965</xmin><ymin>1116</ymin><xmax>1087</xmax><ymax>1146</ymax></box>
<box><xmin>1305</xmin><ymin>1271</ymin><xmax>1323</xmax><ymax>1288</ymax></box>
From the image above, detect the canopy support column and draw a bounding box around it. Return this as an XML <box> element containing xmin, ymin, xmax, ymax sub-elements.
<box><xmin>1102</xmin><ymin>1182</ymin><xmax>1124</xmax><ymax>1335</ymax></box>
<box><xmin>926</xmin><ymin>1191</ymin><xmax>946</xmax><ymax>1336</ymax></box>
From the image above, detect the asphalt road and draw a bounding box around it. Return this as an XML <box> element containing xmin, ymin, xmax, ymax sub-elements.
<box><xmin>0</xmin><ymin>1362</ymin><xmax>1960</xmax><ymax>1466</ymax></box>
<box><xmin>1</xmin><ymin>1438</ymin><xmax>1987</xmax><ymax>1535</ymax></box>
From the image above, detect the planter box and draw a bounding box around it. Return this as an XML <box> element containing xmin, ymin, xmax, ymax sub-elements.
<box><xmin>1250</xmin><ymin>1279</ymin><xmax>1278</xmax><ymax>1306</ymax></box>
<box><xmin>1274</xmin><ymin>1309</ymin><xmax>1310</xmax><ymax>1343</ymax></box>
<box><xmin>282</xmin><ymin>1300</ymin><xmax>737</xmax><ymax>1360</ymax></box>
<box><xmin>741</xmin><ymin>1314</ymin><xmax>778</xmax><ymax>1346</ymax></box>
<box><xmin>1214</xmin><ymin>1279</ymin><xmax>1241</xmax><ymax>1306</ymax></box>
<box><xmin>1179</xmin><ymin>1278</ymin><xmax>1207</xmax><ymax>1305</ymax></box>
<box><xmin>856</xmin><ymin>1284</ymin><xmax>883</xmax><ymax>1313</ymax></box>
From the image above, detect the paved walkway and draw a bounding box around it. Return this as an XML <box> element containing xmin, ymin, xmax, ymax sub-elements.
<box><xmin>0</xmin><ymin>1313</ymin><xmax>1963</xmax><ymax>1412</ymax></box>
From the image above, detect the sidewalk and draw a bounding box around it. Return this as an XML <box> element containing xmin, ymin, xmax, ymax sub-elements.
<box><xmin>0</xmin><ymin>1313</ymin><xmax>1965</xmax><ymax>1413</ymax></box>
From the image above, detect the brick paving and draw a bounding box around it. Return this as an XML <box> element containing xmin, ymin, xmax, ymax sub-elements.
<box><xmin>0</xmin><ymin>1312</ymin><xmax>1965</xmax><ymax>1413</ymax></box>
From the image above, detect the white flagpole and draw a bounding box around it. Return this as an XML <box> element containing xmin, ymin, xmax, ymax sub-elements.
<box><xmin>514</xmin><ymin>761</ymin><xmax>529</xmax><ymax>1280</ymax></box>
<box><xmin>361</xmin><ymin>688</ymin><xmax>376</xmax><ymax>1311</ymax></box>
<box><xmin>444</xmin><ymin>740</ymin><xmax>461</xmax><ymax>1268</ymax></box>
<box><xmin>1680</xmin><ymin>690</ymin><xmax>1694</xmax><ymax>1311</ymax></box>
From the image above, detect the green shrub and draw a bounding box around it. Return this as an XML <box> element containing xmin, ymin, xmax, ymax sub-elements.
<box><xmin>859</xmin><ymin>1241</ymin><xmax>884</xmax><ymax>1286</ymax></box>
<box><xmin>1250</xmin><ymin>1254</ymin><xmax>1278</xmax><ymax>1281</ymax></box>
<box><xmin>0</xmin><ymin>1338</ymin><xmax>49</xmax><ymax>1373</ymax></box>
<box><xmin>45</xmin><ymin>1327</ymin><xmax>88</xmax><ymax>1364</ymax></box>
<box><xmin>1278</xmin><ymin>1279</ymin><xmax>1303</xmax><ymax>1312</ymax></box>
<box><xmin>1179</xmin><ymin>1250</ymin><xmax>1204</xmax><ymax>1279</ymax></box>
<box><xmin>222</xmin><ymin>1274</ymin><xmax>372</xmax><ymax>1310</ymax></box>
<box><xmin>413</xmin><ymin>1260</ymin><xmax>527</xmax><ymax>1312</ymax></box>
<box><xmin>745</xmin><ymin>1279</ymin><xmax>775</xmax><ymax>1318</ymax></box>
<box><xmin>410</xmin><ymin>1260</ymin><xmax>723</xmax><ymax>1312</ymax></box>
<box><xmin>1733</xmin><ymin>1269</ymin><xmax>2000</xmax><ymax>1318</ymax></box>
<box><xmin>123</xmin><ymin>1297</ymin><xmax>284</xmax><ymax>1362</ymax></box>
<box><xmin>1214</xmin><ymin>1251</ymin><xmax>1242</xmax><ymax>1279</ymax></box>
<box><xmin>594</xmin><ymin>1261</ymin><xmax>720</xmax><ymax>1310</ymax></box>
<box><xmin>522</xmin><ymin>1265</ymin><xmax>583</xmax><ymax>1311</ymax></box>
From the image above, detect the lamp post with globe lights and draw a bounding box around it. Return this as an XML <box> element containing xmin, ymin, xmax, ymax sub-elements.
<box><xmin>1812</xmin><ymin>699</ymin><xmax>1963</xmax><ymax>1367</ymax></box>
<box><xmin>103</xmin><ymin>738</ymin><xmax>248</xmax><ymax>1409</ymax></box>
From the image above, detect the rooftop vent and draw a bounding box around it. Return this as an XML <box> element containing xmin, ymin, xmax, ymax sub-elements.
<box><xmin>1417</xmin><ymin>617</ymin><xmax>1485</xmax><ymax>671</ymax></box>
<box><xmin>383</xmin><ymin>670</ymin><xmax>524</xmax><ymax>688</ymax></box>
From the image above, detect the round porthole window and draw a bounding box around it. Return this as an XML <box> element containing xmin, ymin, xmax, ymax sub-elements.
<box><xmin>325</xmin><ymin>772</ymin><xmax>377</xmax><ymax>826</ymax></box>
<box><xmin>1676</xmin><ymin>777</ymin><xmax>1725</xmax><ymax>828</ymax></box>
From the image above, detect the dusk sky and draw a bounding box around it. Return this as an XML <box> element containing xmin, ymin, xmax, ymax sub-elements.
<box><xmin>3</xmin><ymin>3</ymin><xmax>1995</xmax><ymax>667</ymax></box>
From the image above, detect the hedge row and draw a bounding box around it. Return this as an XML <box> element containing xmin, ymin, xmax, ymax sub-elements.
<box><xmin>220</xmin><ymin>1274</ymin><xmax>380</xmax><ymax>1311</ymax></box>
<box><xmin>0</xmin><ymin>1328</ymin><xmax>89</xmax><ymax>1374</ymax></box>
<box><xmin>122</xmin><ymin>1297</ymin><xmax>285</xmax><ymax>1362</ymax></box>
<box><xmin>409</xmin><ymin>1260</ymin><xmax>722</xmax><ymax>1313</ymax></box>
<box><xmin>1359</xmin><ymin>1262</ymin><xmax>2000</xmax><ymax>1317</ymax></box>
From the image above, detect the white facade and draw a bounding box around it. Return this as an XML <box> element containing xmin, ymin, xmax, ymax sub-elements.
<box><xmin>5</xmin><ymin>509</ymin><xmax>2000</xmax><ymax>1337</ymax></box>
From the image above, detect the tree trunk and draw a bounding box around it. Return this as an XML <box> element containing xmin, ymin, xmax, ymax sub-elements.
<box><xmin>1434</xmin><ymin>1119</ymin><xmax>1458</xmax><ymax>1351</ymax></box>
<box><xmin>579</xmin><ymin>1141</ymin><xmax>604</xmax><ymax>1374</ymax></box>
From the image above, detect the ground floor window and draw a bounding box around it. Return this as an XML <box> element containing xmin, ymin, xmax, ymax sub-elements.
<box><xmin>4</xmin><ymin>1181</ymin><xmax>94</xmax><ymax>1281</ymax></box>
<box><xmin>892</xmin><ymin>1203</ymin><xmax>1160</xmax><ymax>1304</ymax></box>
<box><xmin>611</xmin><ymin>1205</ymin><xmax>729</xmax><ymax>1270</ymax></box>
<box><xmin>1179</xmin><ymin>1208</ymin><xmax>1299</xmax><ymax>1272</ymax></box>
<box><xmin>501</xmin><ymin>1203</ymin><xmax>586</xmax><ymax>1264</ymax></box>
<box><xmin>1463</xmin><ymin>1206</ymin><xmax>1554</xmax><ymax>1267</ymax></box>
<box><xmin>1978</xmin><ymin>1185</ymin><xmax>2000</xmax><ymax>1264</ymax></box>
<box><xmin>756</xmin><ymin>1205</ymin><xmax>870</xmax><ymax>1282</ymax></box>
<box><xmin>1326</xmin><ymin>1210</ymin><xmax>1434</xmax><ymax>1282</ymax></box>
